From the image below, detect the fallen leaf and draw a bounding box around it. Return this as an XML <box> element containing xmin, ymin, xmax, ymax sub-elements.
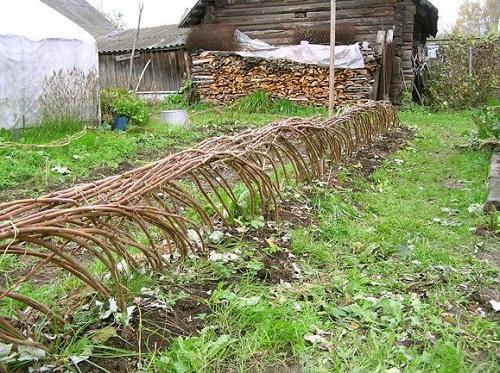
<box><xmin>304</xmin><ymin>334</ymin><xmax>333</xmax><ymax>351</ymax></box>
<box><xmin>51</xmin><ymin>165</ymin><xmax>70</xmax><ymax>175</ymax></box>
<box><xmin>490</xmin><ymin>300</ymin><xmax>500</xmax><ymax>312</ymax></box>
<box><xmin>467</xmin><ymin>204</ymin><xmax>483</xmax><ymax>214</ymax></box>
<box><xmin>0</xmin><ymin>343</ymin><xmax>13</xmax><ymax>362</ymax></box>
<box><xmin>70</xmin><ymin>345</ymin><xmax>92</xmax><ymax>365</ymax></box>
<box><xmin>237</xmin><ymin>296</ymin><xmax>261</xmax><ymax>307</ymax></box>
<box><xmin>209</xmin><ymin>230</ymin><xmax>224</xmax><ymax>243</ymax></box>
<box><xmin>99</xmin><ymin>298</ymin><xmax>118</xmax><ymax>320</ymax></box>
<box><xmin>17</xmin><ymin>344</ymin><xmax>46</xmax><ymax>362</ymax></box>
<box><xmin>116</xmin><ymin>305</ymin><xmax>136</xmax><ymax>326</ymax></box>
<box><xmin>208</xmin><ymin>250</ymin><xmax>239</xmax><ymax>263</ymax></box>
<box><xmin>187</xmin><ymin>229</ymin><xmax>202</xmax><ymax>248</ymax></box>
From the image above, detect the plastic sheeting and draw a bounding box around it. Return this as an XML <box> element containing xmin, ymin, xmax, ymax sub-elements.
<box><xmin>235</xmin><ymin>30</ymin><xmax>365</xmax><ymax>69</ymax></box>
<box><xmin>0</xmin><ymin>0</ymin><xmax>99</xmax><ymax>130</ymax></box>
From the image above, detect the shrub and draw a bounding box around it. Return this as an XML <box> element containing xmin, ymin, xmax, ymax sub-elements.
<box><xmin>163</xmin><ymin>93</ymin><xmax>186</xmax><ymax>108</ymax></box>
<box><xmin>293</xmin><ymin>24</ymin><xmax>358</xmax><ymax>45</ymax></box>
<box><xmin>100</xmin><ymin>88</ymin><xmax>150</xmax><ymax>126</ymax></box>
<box><xmin>113</xmin><ymin>95</ymin><xmax>150</xmax><ymax>126</ymax></box>
<box><xmin>186</xmin><ymin>24</ymin><xmax>240</xmax><ymax>52</ymax></box>
<box><xmin>100</xmin><ymin>88</ymin><xmax>129</xmax><ymax>123</ymax></box>
<box><xmin>163</xmin><ymin>78</ymin><xmax>200</xmax><ymax>109</ymax></box>
<box><xmin>427</xmin><ymin>33</ymin><xmax>500</xmax><ymax>109</ymax></box>
<box><xmin>473</xmin><ymin>97</ymin><xmax>500</xmax><ymax>140</ymax></box>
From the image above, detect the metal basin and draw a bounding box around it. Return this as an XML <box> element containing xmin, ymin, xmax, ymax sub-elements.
<box><xmin>159</xmin><ymin>110</ymin><xmax>189</xmax><ymax>126</ymax></box>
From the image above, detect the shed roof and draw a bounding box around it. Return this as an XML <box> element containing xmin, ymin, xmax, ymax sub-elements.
<box><xmin>97</xmin><ymin>24</ymin><xmax>188</xmax><ymax>53</ymax></box>
<box><xmin>41</xmin><ymin>0</ymin><xmax>116</xmax><ymax>38</ymax></box>
<box><xmin>180</xmin><ymin>0</ymin><xmax>214</xmax><ymax>27</ymax></box>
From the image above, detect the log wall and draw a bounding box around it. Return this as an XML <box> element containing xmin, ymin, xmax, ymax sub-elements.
<box><xmin>205</xmin><ymin>0</ymin><xmax>399</xmax><ymax>46</ymax></box>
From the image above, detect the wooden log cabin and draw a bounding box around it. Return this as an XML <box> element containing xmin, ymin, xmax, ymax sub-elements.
<box><xmin>180</xmin><ymin>0</ymin><xmax>439</xmax><ymax>104</ymax></box>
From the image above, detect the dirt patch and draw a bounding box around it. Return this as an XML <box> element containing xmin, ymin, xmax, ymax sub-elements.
<box><xmin>344</xmin><ymin>126</ymin><xmax>414</xmax><ymax>178</ymax></box>
<box><xmin>475</xmin><ymin>224</ymin><xmax>500</xmax><ymax>239</ymax></box>
<box><xmin>78</xmin><ymin>283</ymin><xmax>215</xmax><ymax>372</ymax></box>
<box><xmin>466</xmin><ymin>286</ymin><xmax>500</xmax><ymax>316</ymax></box>
<box><xmin>255</xmin><ymin>250</ymin><xmax>295</xmax><ymax>284</ymax></box>
<box><xmin>276</xmin><ymin>199</ymin><xmax>315</xmax><ymax>228</ymax></box>
<box><xmin>475</xmin><ymin>247</ymin><xmax>500</xmax><ymax>268</ymax></box>
<box><xmin>245</xmin><ymin>356</ymin><xmax>302</xmax><ymax>373</ymax></box>
<box><xmin>443</xmin><ymin>177</ymin><xmax>466</xmax><ymax>190</ymax></box>
<box><xmin>91</xmin><ymin>160</ymin><xmax>136</xmax><ymax>180</ymax></box>
<box><xmin>216</xmin><ymin>224</ymin><xmax>297</xmax><ymax>284</ymax></box>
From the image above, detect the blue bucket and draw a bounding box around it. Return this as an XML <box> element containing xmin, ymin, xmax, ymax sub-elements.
<box><xmin>113</xmin><ymin>116</ymin><xmax>129</xmax><ymax>131</ymax></box>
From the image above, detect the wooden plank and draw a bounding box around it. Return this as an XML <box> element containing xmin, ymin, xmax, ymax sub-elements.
<box><xmin>484</xmin><ymin>151</ymin><xmax>500</xmax><ymax>211</ymax></box>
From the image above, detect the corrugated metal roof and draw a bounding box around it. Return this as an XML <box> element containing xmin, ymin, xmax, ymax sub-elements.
<box><xmin>41</xmin><ymin>0</ymin><xmax>116</xmax><ymax>38</ymax></box>
<box><xmin>97</xmin><ymin>24</ymin><xmax>188</xmax><ymax>53</ymax></box>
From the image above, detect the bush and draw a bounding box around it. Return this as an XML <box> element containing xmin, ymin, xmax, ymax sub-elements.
<box><xmin>186</xmin><ymin>24</ymin><xmax>240</xmax><ymax>52</ymax></box>
<box><xmin>162</xmin><ymin>78</ymin><xmax>200</xmax><ymax>109</ymax></box>
<box><xmin>474</xmin><ymin>97</ymin><xmax>500</xmax><ymax>140</ymax></box>
<box><xmin>113</xmin><ymin>95</ymin><xmax>150</xmax><ymax>126</ymax></box>
<box><xmin>293</xmin><ymin>24</ymin><xmax>358</xmax><ymax>45</ymax></box>
<box><xmin>100</xmin><ymin>88</ymin><xmax>150</xmax><ymax>126</ymax></box>
<box><xmin>100</xmin><ymin>88</ymin><xmax>129</xmax><ymax>123</ymax></box>
<box><xmin>427</xmin><ymin>33</ymin><xmax>500</xmax><ymax>109</ymax></box>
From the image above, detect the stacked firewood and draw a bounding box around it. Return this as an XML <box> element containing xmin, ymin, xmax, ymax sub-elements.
<box><xmin>192</xmin><ymin>44</ymin><xmax>378</xmax><ymax>105</ymax></box>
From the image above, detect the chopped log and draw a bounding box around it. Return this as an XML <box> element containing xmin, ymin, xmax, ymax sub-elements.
<box><xmin>191</xmin><ymin>44</ymin><xmax>379</xmax><ymax>106</ymax></box>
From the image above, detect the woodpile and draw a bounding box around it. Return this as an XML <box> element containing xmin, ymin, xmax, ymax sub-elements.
<box><xmin>192</xmin><ymin>44</ymin><xmax>378</xmax><ymax>106</ymax></box>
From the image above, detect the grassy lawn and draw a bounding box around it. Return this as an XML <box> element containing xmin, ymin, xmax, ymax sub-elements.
<box><xmin>0</xmin><ymin>103</ymin><xmax>324</xmax><ymax>199</ymax></box>
<box><xmin>1</xmin><ymin>108</ymin><xmax>498</xmax><ymax>372</ymax></box>
<box><xmin>141</xmin><ymin>111</ymin><xmax>497</xmax><ymax>372</ymax></box>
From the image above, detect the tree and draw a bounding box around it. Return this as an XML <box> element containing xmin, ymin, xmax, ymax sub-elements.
<box><xmin>103</xmin><ymin>10</ymin><xmax>126</xmax><ymax>30</ymax></box>
<box><xmin>484</xmin><ymin>0</ymin><xmax>500</xmax><ymax>33</ymax></box>
<box><xmin>455</xmin><ymin>0</ymin><xmax>499</xmax><ymax>35</ymax></box>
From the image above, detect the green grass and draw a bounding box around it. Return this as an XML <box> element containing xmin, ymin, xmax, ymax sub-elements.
<box><xmin>1</xmin><ymin>109</ymin><xmax>498</xmax><ymax>372</ymax></box>
<box><xmin>149</xmin><ymin>111</ymin><xmax>498</xmax><ymax>372</ymax></box>
<box><xmin>0</xmin><ymin>101</ymin><xmax>326</xmax><ymax>198</ymax></box>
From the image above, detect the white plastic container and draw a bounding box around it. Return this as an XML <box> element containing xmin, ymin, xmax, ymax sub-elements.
<box><xmin>159</xmin><ymin>110</ymin><xmax>189</xmax><ymax>126</ymax></box>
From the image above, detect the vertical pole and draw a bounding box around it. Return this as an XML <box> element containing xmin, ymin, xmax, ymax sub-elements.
<box><xmin>468</xmin><ymin>46</ymin><xmax>473</xmax><ymax>77</ymax></box>
<box><xmin>128</xmin><ymin>3</ymin><xmax>144</xmax><ymax>91</ymax></box>
<box><xmin>328</xmin><ymin>0</ymin><xmax>336</xmax><ymax>118</ymax></box>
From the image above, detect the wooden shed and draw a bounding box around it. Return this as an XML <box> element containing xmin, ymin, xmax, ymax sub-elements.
<box><xmin>97</xmin><ymin>25</ymin><xmax>191</xmax><ymax>94</ymax></box>
<box><xmin>180</xmin><ymin>0</ymin><xmax>439</xmax><ymax>104</ymax></box>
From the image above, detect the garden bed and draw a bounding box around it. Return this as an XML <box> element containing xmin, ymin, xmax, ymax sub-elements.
<box><xmin>1</xmin><ymin>110</ymin><xmax>498</xmax><ymax>372</ymax></box>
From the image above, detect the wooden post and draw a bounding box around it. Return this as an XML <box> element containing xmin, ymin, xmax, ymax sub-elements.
<box><xmin>127</xmin><ymin>3</ymin><xmax>144</xmax><ymax>91</ymax></box>
<box><xmin>134</xmin><ymin>59</ymin><xmax>152</xmax><ymax>93</ymax></box>
<box><xmin>468</xmin><ymin>46</ymin><xmax>473</xmax><ymax>76</ymax></box>
<box><xmin>328</xmin><ymin>0</ymin><xmax>336</xmax><ymax>118</ymax></box>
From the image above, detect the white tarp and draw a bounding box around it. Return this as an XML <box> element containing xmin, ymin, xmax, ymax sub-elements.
<box><xmin>0</xmin><ymin>0</ymin><xmax>99</xmax><ymax>130</ymax></box>
<box><xmin>235</xmin><ymin>30</ymin><xmax>365</xmax><ymax>68</ymax></box>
